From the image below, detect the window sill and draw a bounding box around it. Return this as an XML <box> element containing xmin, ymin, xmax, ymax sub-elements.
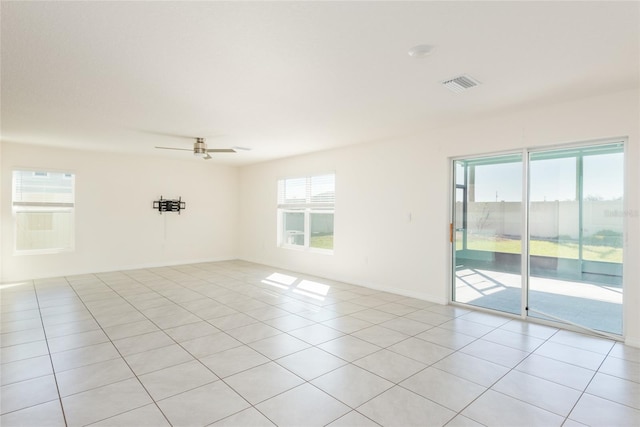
<box><xmin>14</xmin><ymin>248</ymin><xmax>74</xmax><ymax>256</ymax></box>
<box><xmin>279</xmin><ymin>244</ymin><xmax>334</xmax><ymax>255</ymax></box>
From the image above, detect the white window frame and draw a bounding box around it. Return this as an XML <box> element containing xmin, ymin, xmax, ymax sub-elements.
<box><xmin>12</xmin><ymin>169</ymin><xmax>76</xmax><ymax>255</ymax></box>
<box><xmin>277</xmin><ymin>173</ymin><xmax>335</xmax><ymax>254</ymax></box>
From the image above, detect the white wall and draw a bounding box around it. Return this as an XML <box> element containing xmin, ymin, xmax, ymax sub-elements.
<box><xmin>0</xmin><ymin>142</ymin><xmax>3</xmax><ymax>281</ymax></box>
<box><xmin>1</xmin><ymin>143</ymin><xmax>239</xmax><ymax>281</ymax></box>
<box><xmin>239</xmin><ymin>138</ymin><xmax>442</xmax><ymax>301</ymax></box>
<box><xmin>238</xmin><ymin>89</ymin><xmax>640</xmax><ymax>346</ymax></box>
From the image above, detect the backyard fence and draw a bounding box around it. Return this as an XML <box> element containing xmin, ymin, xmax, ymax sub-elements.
<box><xmin>457</xmin><ymin>200</ymin><xmax>623</xmax><ymax>240</ymax></box>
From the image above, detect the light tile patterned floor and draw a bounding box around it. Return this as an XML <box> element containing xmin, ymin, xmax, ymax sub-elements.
<box><xmin>1</xmin><ymin>260</ymin><xmax>639</xmax><ymax>427</ymax></box>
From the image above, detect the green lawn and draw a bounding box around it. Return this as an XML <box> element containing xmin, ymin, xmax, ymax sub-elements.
<box><xmin>310</xmin><ymin>235</ymin><xmax>334</xmax><ymax>250</ymax></box>
<box><xmin>460</xmin><ymin>236</ymin><xmax>622</xmax><ymax>263</ymax></box>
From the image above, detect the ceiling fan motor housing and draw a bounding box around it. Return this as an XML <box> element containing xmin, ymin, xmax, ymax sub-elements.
<box><xmin>194</xmin><ymin>138</ymin><xmax>207</xmax><ymax>156</ymax></box>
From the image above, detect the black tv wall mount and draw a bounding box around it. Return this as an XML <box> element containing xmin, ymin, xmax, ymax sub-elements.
<box><xmin>153</xmin><ymin>196</ymin><xmax>185</xmax><ymax>214</ymax></box>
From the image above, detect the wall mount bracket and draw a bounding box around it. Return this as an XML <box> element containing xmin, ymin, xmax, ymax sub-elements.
<box><xmin>153</xmin><ymin>196</ymin><xmax>185</xmax><ymax>214</ymax></box>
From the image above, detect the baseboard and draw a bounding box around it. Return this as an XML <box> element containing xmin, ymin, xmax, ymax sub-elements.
<box><xmin>101</xmin><ymin>256</ymin><xmax>237</xmax><ymax>275</ymax></box>
<box><xmin>1</xmin><ymin>256</ymin><xmax>238</xmax><ymax>283</ymax></box>
<box><xmin>237</xmin><ymin>256</ymin><xmax>448</xmax><ymax>306</ymax></box>
<box><xmin>624</xmin><ymin>336</ymin><xmax>640</xmax><ymax>349</ymax></box>
<box><xmin>344</xmin><ymin>278</ymin><xmax>448</xmax><ymax>305</ymax></box>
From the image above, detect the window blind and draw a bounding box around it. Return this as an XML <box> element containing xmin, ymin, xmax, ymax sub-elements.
<box><xmin>12</xmin><ymin>170</ymin><xmax>76</xmax><ymax>253</ymax></box>
<box><xmin>12</xmin><ymin>171</ymin><xmax>75</xmax><ymax>207</ymax></box>
<box><xmin>278</xmin><ymin>174</ymin><xmax>335</xmax><ymax>209</ymax></box>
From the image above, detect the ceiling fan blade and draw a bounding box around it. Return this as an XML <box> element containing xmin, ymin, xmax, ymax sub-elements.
<box><xmin>206</xmin><ymin>148</ymin><xmax>236</xmax><ymax>153</ymax></box>
<box><xmin>155</xmin><ymin>146</ymin><xmax>192</xmax><ymax>151</ymax></box>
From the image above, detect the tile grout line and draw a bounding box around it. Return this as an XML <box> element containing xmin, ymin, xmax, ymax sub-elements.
<box><xmin>381</xmin><ymin>320</ymin><xmax>556</xmax><ymax>425</ymax></box>
<box><xmin>444</xmin><ymin>326</ymin><xmax>604</xmax><ymax>424</ymax></box>
<box><xmin>192</xmin><ymin>264</ymin><xmax>459</xmax><ymax>425</ymax></box>
<box><xmin>165</xmin><ymin>263</ymin><xmax>510</xmax><ymax>426</ymax></box>
<box><xmin>148</xmin><ymin>263</ymin><xmax>394</xmax><ymax>427</ymax></box>
<box><xmin>145</xmin><ymin>264</ymin><xmax>337</xmax><ymax>426</ymax></box>
<box><xmin>392</xmin><ymin>324</ymin><xmax>504</xmax><ymax>424</ymax></box>
<box><xmin>58</xmin><ymin>273</ymin><xmax>175</xmax><ymax>427</ymax></box>
<box><xmin>561</xmin><ymin>340</ymin><xmax>633</xmax><ymax>419</ymax></box>
<box><xmin>31</xmin><ymin>278</ymin><xmax>69</xmax><ymax>427</ymax></box>
<box><xmin>3</xmin><ymin>267</ymin><xmax>497</xmax><ymax>426</ymax></box>
<box><xmin>77</xmin><ymin>267</ymin><xmax>288</xmax><ymax>423</ymax></box>
<box><xmin>6</xmin><ymin>261</ymin><xmax>635</xmax><ymax>426</ymax></box>
<box><xmin>146</xmin><ymin>264</ymin><xmax>336</xmax><ymax>427</ymax></box>
<box><xmin>98</xmin><ymin>266</ymin><xmax>281</xmax><ymax>425</ymax></box>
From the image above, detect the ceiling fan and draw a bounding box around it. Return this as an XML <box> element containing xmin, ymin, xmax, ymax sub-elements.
<box><xmin>155</xmin><ymin>137</ymin><xmax>236</xmax><ymax>160</ymax></box>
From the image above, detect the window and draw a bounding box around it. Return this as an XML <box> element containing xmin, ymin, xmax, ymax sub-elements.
<box><xmin>277</xmin><ymin>173</ymin><xmax>335</xmax><ymax>252</ymax></box>
<box><xmin>12</xmin><ymin>170</ymin><xmax>75</xmax><ymax>254</ymax></box>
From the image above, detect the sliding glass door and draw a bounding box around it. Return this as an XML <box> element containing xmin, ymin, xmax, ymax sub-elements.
<box><xmin>527</xmin><ymin>144</ymin><xmax>624</xmax><ymax>334</ymax></box>
<box><xmin>452</xmin><ymin>142</ymin><xmax>624</xmax><ymax>335</ymax></box>
<box><xmin>452</xmin><ymin>154</ymin><xmax>523</xmax><ymax>315</ymax></box>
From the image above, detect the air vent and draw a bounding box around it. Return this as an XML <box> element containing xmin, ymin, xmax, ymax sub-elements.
<box><xmin>442</xmin><ymin>75</ymin><xmax>481</xmax><ymax>93</ymax></box>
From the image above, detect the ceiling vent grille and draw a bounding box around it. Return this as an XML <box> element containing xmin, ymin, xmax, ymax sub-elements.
<box><xmin>442</xmin><ymin>75</ymin><xmax>481</xmax><ymax>93</ymax></box>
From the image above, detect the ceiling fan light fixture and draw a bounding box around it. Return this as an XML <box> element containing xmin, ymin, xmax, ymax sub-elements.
<box><xmin>154</xmin><ymin>136</ymin><xmax>237</xmax><ymax>159</ymax></box>
<box><xmin>193</xmin><ymin>137</ymin><xmax>208</xmax><ymax>156</ymax></box>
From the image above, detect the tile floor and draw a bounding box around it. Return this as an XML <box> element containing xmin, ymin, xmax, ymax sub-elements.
<box><xmin>1</xmin><ymin>260</ymin><xmax>639</xmax><ymax>427</ymax></box>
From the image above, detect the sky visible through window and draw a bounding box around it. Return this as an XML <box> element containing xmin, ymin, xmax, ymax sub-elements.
<box><xmin>469</xmin><ymin>152</ymin><xmax>623</xmax><ymax>202</ymax></box>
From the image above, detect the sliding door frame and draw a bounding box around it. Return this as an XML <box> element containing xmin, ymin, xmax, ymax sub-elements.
<box><xmin>449</xmin><ymin>148</ymin><xmax>525</xmax><ymax>320</ymax></box>
<box><xmin>520</xmin><ymin>147</ymin><xmax>530</xmax><ymax>322</ymax></box>
<box><xmin>449</xmin><ymin>137</ymin><xmax>627</xmax><ymax>339</ymax></box>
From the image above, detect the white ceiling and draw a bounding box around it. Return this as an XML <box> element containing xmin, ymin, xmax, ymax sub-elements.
<box><xmin>1</xmin><ymin>1</ymin><xmax>638</xmax><ymax>165</ymax></box>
